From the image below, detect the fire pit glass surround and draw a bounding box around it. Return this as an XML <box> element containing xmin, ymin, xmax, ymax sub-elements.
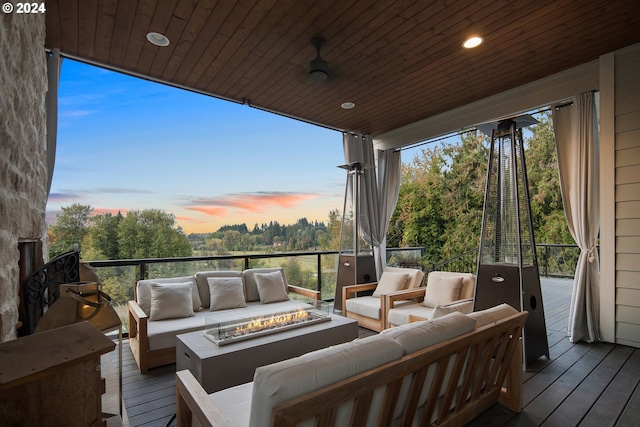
<box><xmin>204</xmin><ymin>302</ymin><xmax>330</xmax><ymax>346</ymax></box>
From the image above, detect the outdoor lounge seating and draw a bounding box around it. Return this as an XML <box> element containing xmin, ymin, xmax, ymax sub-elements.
<box><xmin>176</xmin><ymin>303</ymin><xmax>527</xmax><ymax>427</ymax></box>
<box><xmin>386</xmin><ymin>271</ymin><xmax>476</xmax><ymax>327</ymax></box>
<box><xmin>127</xmin><ymin>268</ymin><xmax>320</xmax><ymax>372</ymax></box>
<box><xmin>341</xmin><ymin>267</ymin><xmax>425</xmax><ymax>331</ymax></box>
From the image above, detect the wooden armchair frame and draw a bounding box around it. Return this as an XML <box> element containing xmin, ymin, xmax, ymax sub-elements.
<box><xmin>342</xmin><ymin>284</ymin><xmax>425</xmax><ymax>331</ymax></box>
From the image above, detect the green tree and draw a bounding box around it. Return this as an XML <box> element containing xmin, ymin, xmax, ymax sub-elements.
<box><xmin>86</xmin><ymin>211</ymin><xmax>123</xmax><ymax>260</ymax></box>
<box><xmin>440</xmin><ymin>131</ymin><xmax>488</xmax><ymax>259</ymax></box>
<box><xmin>390</xmin><ymin>145</ymin><xmax>447</xmax><ymax>265</ymax></box>
<box><xmin>116</xmin><ymin>209</ymin><xmax>192</xmax><ymax>259</ymax></box>
<box><xmin>48</xmin><ymin>203</ymin><xmax>93</xmax><ymax>257</ymax></box>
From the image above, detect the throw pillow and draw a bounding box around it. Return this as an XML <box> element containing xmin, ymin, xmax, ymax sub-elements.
<box><xmin>255</xmin><ymin>271</ymin><xmax>289</xmax><ymax>304</ymax></box>
<box><xmin>149</xmin><ymin>282</ymin><xmax>195</xmax><ymax>321</ymax></box>
<box><xmin>208</xmin><ymin>277</ymin><xmax>247</xmax><ymax>311</ymax></box>
<box><xmin>372</xmin><ymin>272</ymin><xmax>410</xmax><ymax>297</ymax></box>
<box><xmin>422</xmin><ymin>275</ymin><xmax>463</xmax><ymax>308</ymax></box>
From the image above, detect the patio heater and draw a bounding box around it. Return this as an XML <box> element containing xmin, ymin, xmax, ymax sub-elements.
<box><xmin>334</xmin><ymin>161</ymin><xmax>376</xmax><ymax>311</ymax></box>
<box><xmin>474</xmin><ymin>115</ymin><xmax>550</xmax><ymax>366</ymax></box>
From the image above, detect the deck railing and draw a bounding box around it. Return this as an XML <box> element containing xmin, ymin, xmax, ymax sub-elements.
<box><xmin>87</xmin><ymin>244</ymin><xmax>577</xmax><ymax>333</ymax></box>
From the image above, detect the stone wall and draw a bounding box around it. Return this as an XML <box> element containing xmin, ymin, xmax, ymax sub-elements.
<box><xmin>0</xmin><ymin>13</ymin><xmax>47</xmax><ymax>341</ymax></box>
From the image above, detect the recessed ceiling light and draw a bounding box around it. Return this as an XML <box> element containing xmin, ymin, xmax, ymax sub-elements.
<box><xmin>146</xmin><ymin>32</ymin><xmax>170</xmax><ymax>47</ymax></box>
<box><xmin>462</xmin><ymin>36</ymin><xmax>483</xmax><ymax>49</ymax></box>
<box><xmin>341</xmin><ymin>102</ymin><xmax>355</xmax><ymax>109</ymax></box>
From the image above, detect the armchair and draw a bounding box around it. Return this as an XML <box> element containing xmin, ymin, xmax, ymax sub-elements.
<box><xmin>385</xmin><ymin>271</ymin><xmax>476</xmax><ymax>327</ymax></box>
<box><xmin>342</xmin><ymin>267</ymin><xmax>425</xmax><ymax>331</ymax></box>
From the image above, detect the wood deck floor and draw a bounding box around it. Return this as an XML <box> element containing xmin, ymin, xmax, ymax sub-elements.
<box><xmin>105</xmin><ymin>277</ymin><xmax>640</xmax><ymax>427</ymax></box>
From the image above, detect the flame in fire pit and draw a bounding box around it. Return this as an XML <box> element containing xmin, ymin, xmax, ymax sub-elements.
<box><xmin>235</xmin><ymin>308</ymin><xmax>310</xmax><ymax>336</ymax></box>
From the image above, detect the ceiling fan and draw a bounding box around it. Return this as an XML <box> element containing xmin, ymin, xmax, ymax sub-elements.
<box><xmin>309</xmin><ymin>36</ymin><xmax>330</xmax><ymax>81</ymax></box>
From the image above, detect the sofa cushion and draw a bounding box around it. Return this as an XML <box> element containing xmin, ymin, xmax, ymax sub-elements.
<box><xmin>137</xmin><ymin>276</ymin><xmax>198</xmax><ymax>316</ymax></box>
<box><xmin>387</xmin><ymin>303</ymin><xmax>436</xmax><ymax>327</ymax></box>
<box><xmin>149</xmin><ymin>282</ymin><xmax>195</xmax><ymax>321</ymax></box>
<box><xmin>431</xmin><ymin>299</ymin><xmax>475</xmax><ymax>319</ymax></box>
<box><xmin>208</xmin><ymin>277</ymin><xmax>247</xmax><ymax>311</ymax></box>
<box><xmin>422</xmin><ymin>275</ymin><xmax>463</xmax><ymax>308</ymax></box>
<box><xmin>243</xmin><ymin>268</ymin><xmax>288</xmax><ymax>302</ymax></box>
<box><xmin>469</xmin><ymin>303</ymin><xmax>519</xmax><ymax>328</ymax></box>
<box><xmin>255</xmin><ymin>271</ymin><xmax>290</xmax><ymax>304</ymax></box>
<box><xmin>381</xmin><ymin>311</ymin><xmax>476</xmax><ymax>354</ymax></box>
<box><xmin>249</xmin><ymin>334</ymin><xmax>405</xmax><ymax>427</ymax></box>
<box><xmin>345</xmin><ymin>296</ymin><xmax>414</xmax><ymax>320</ymax></box>
<box><xmin>147</xmin><ymin>311</ymin><xmax>209</xmax><ymax>351</ymax></box>
<box><xmin>194</xmin><ymin>271</ymin><xmax>243</xmax><ymax>308</ymax></box>
<box><xmin>372</xmin><ymin>272</ymin><xmax>409</xmax><ymax>297</ymax></box>
<box><xmin>210</xmin><ymin>382</ymin><xmax>253</xmax><ymax>426</ymax></box>
<box><xmin>384</xmin><ymin>267</ymin><xmax>425</xmax><ymax>289</ymax></box>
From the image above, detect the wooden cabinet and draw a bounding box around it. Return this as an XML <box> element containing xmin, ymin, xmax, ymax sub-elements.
<box><xmin>0</xmin><ymin>322</ymin><xmax>115</xmax><ymax>426</ymax></box>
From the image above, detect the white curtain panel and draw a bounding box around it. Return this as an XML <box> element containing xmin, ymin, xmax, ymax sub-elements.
<box><xmin>373</xmin><ymin>148</ymin><xmax>402</xmax><ymax>276</ymax></box>
<box><xmin>342</xmin><ymin>134</ymin><xmax>401</xmax><ymax>278</ymax></box>
<box><xmin>45</xmin><ymin>49</ymin><xmax>62</xmax><ymax>196</ymax></box>
<box><xmin>552</xmin><ymin>91</ymin><xmax>601</xmax><ymax>343</ymax></box>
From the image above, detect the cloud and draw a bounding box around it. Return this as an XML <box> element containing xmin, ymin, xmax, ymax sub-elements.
<box><xmin>187</xmin><ymin>206</ymin><xmax>228</xmax><ymax>217</ymax></box>
<box><xmin>188</xmin><ymin>192</ymin><xmax>317</xmax><ymax>214</ymax></box>
<box><xmin>47</xmin><ymin>192</ymin><xmax>86</xmax><ymax>203</ymax></box>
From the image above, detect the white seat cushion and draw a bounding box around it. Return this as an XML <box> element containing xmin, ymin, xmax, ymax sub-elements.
<box><xmin>345</xmin><ymin>296</ymin><xmax>413</xmax><ymax>320</ymax></box>
<box><xmin>387</xmin><ymin>303</ymin><xmax>437</xmax><ymax>326</ymax></box>
<box><xmin>210</xmin><ymin>382</ymin><xmax>253</xmax><ymax>426</ymax></box>
<box><xmin>146</xmin><ymin>300</ymin><xmax>312</xmax><ymax>351</ymax></box>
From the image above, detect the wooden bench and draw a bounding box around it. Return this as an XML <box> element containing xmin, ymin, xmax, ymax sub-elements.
<box><xmin>176</xmin><ymin>309</ymin><xmax>527</xmax><ymax>426</ymax></box>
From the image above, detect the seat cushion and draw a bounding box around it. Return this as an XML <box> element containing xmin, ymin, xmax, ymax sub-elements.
<box><xmin>249</xmin><ymin>334</ymin><xmax>404</xmax><ymax>427</ymax></box>
<box><xmin>387</xmin><ymin>303</ymin><xmax>437</xmax><ymax>326</ymax></box>
<box><xmin>210</xmin><ymin>382</ymin><xmax>253</xmax><ymax>426</ymax></box>
<box><xmin>146</xmin><ymin>310</ymin><xmax>209</xmax><ymax>351</ymax></box>
<box><xmin>346</xmin><ymin>296</ymin><xmax>415</xmax><ymax>320</ymax></box>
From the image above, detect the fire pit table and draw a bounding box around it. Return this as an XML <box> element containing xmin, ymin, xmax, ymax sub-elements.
<box><xmin>176</xmin><ymin>312</ymin><xmax>358</xmax><ymax>393</ymax></box>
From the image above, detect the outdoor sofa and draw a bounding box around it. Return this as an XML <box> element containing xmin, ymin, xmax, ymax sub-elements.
<box><xmin>176</xmin><ymin>303</ymin><xmax>527</xmax><ymax>426</ymax></box>
<box><xmin>128</xmin><ymin>268</ymin><xmax>320</xmax><ymax>372</ymax></box>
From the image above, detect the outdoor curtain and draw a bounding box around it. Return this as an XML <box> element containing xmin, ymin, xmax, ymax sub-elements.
<box><xmin>343</xmin><ymin>133</ymin><xmax>402</xmax><ymax>278</ymax></box>
<box><xmin>552</xmin><ymin>91</ymin><xmax>600</xmax><ymax>343</ymax></box>
<box><xmin>46</xmin><ymin>49</ymin><xmax>62</xmax><ymax>196</ymax></box>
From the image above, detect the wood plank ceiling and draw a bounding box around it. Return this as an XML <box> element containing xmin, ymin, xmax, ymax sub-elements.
<box><xmin>45</xmin><ymin>0</ymin><xmax>640</xmax><ymax>137</ymax></box>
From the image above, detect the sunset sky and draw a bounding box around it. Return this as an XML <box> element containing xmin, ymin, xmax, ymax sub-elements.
<box><xmin>47</xmin><ymin>59</ymin><xmax>350</xmax><ymax>234</ymax></box>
